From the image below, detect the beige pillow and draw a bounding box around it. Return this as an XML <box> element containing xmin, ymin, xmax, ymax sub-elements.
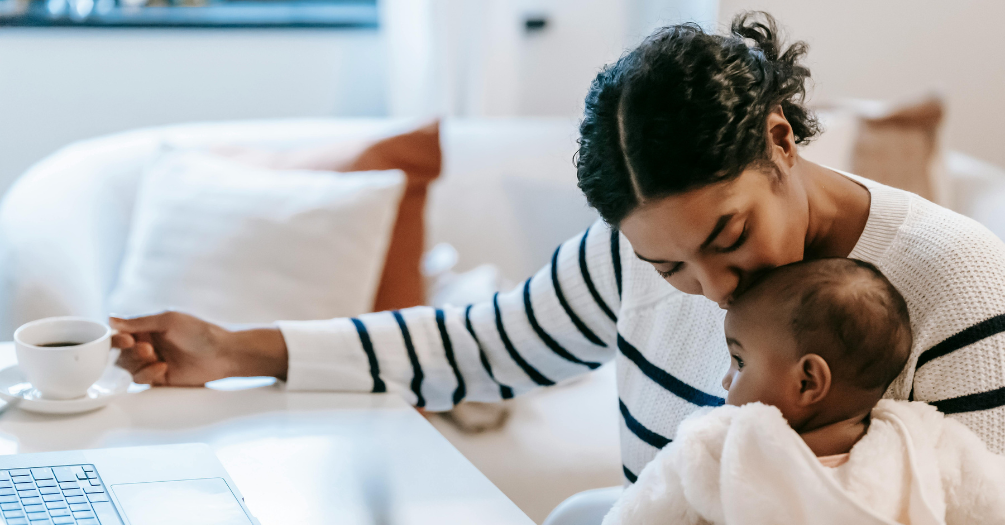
<box><xmin>805</xmin><ymin>97</ymin><xmax>945</xmax><ymax>203</ymax></box>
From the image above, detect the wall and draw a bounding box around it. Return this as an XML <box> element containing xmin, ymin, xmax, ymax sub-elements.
<box><xmin>517</xmin><ymin>0</ymin><xmax>718</xmax><ymax>116</ymax></box>
<box><xmin>0</xmin><ymin>28</ymin><xmax>385</xmax><ymax>194</ymax></box>
<box><xmin>719</xmin><ymin>0</ymin><xmax>1005</xmax><ymax>168</ymax></box>
<box><xmin>381</xmin><ymin>0</ymin><xmax>719</xmax><ymax>119</ymax></box>
<box><xmin>9</xmin><ymin>2</ymin><xmax>1002</xmax><ymax>194</ymax></box>
<box><xmin>0</xmin><ymin>1</ymin><xmax>720</xmax><ymax>193</ymax></box>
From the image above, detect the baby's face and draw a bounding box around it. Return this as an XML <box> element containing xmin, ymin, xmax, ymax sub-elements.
<box><xmin>722</xmin><ymin>295</ymin><xmax>803</xmax><ymax>418</ymax></box>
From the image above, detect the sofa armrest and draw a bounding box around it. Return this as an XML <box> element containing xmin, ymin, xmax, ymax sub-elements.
<box><xmin>0</xmin><ymin>134</ymin><xmax>159</xmax><ymax>338</ymax></box>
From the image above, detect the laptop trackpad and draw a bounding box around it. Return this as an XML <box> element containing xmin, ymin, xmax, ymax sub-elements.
<box><xmin>112</xmin><ymin>478</ymin><xmax>253</xmax><ymax>525</ymax></box>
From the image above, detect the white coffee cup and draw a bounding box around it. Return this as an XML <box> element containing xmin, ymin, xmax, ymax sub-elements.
<box><xmin>14</xmin><ymin>317</ymin><xmax>115</xmax><ymax>400</ymax></box>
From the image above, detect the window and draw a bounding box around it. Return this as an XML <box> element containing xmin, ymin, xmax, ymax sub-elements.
<box><xmin>0</xmin><ymin>0</ymin><xmax>377</xmax><ymax>28</ymax></box>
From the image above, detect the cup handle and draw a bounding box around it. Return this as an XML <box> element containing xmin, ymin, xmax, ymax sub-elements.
<box><xmin>107</xmin><ymin>329</ymin><xmax>121</xmax><ymax>370</ymax></box>
<box><xmin>106</xmin><ymin>347</ymin><xmax>122</xmax><ymax>370</ymax></box>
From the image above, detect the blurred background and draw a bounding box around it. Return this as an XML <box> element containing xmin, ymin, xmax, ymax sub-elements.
<box><xmin>1</xmin><ymin>0</ymin><xmax>1004</xmax><ymax>195</ymax></box>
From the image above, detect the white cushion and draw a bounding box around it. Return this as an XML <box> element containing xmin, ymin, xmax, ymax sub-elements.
<box><xmin>432</xmin><ymin>119</ymin><xmax>597</xmax><ymax>281</ymax></box>
<box><xmin>107</xmin><ymin>151</ymin><xmax>405</xmax><ymax>324</ymax></box>
<box><xmin>944</xmin><ymin>151</ymin><xmax>1005</xmax><ymax>240</ymax></box>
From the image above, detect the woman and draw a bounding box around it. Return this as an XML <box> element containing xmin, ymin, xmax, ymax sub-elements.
<box><xmin>113</xmin><ymin>12</ymin><xmax>1005</xmax><ymax>487</ymax></box>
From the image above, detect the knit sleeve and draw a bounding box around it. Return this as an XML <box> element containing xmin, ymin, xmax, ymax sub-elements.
<box><xmin>911</xmin><ymin>314</ymin><xmax>1005</xmax><ymax>454</ymax></box>
<box><xmin>276</xmin><ymin>219</ymin><xmax>623</xmax><ymax>410</ymax></box>
<box><xmin>893</xmin><ymin>203</ymin><xmax>1005</xmax><ymax>454</ymax></box>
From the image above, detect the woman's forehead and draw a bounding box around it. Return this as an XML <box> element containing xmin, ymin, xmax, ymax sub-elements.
<box><xmin>620</xmin><ymin>179</ymin><xmax>746</xmax><ymax>258</ymax></box>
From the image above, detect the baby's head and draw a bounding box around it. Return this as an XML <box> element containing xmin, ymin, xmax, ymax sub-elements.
<box><xmin>722</xmin><ymin>258</ymin><xmax>911</xmax><ymax>430</ymax></box>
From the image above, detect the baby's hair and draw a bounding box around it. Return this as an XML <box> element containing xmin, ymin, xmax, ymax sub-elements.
<box><xmin>744</xmin><ymin>258</ymin><xmax>912</xmax><ymax>392</ymax></box>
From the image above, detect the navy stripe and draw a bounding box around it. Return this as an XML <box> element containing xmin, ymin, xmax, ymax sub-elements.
<box><xmin>579</xmin><ymin>227</ymin><xmax>617</xmax><ymax>322</ymax></box>
<box><xmin>523</xmin><ymin>279</ymin><xmax>602</xmax><ymax>369</ymax></box>
<box><xmin>550</xmin><ymin>246</ymin><xmax>607</xmax><ymax>347</ymax></box>
<box><xmin>916</xmin><ymin>313</ymin><xmax>1005</xmax><ymax>370</ymax></box>
<box><xmin>623</xmin><ymin>465</ymin><xmax>637</xmax><ymax>484</ymax></box>
<box><xmin>493</xmin><ymin>293</ymin><xmax>555</xmax><ymax>386</ymax></box>
<box><xmin>350</xmin><ymin>318</ymin><xmax>386</xmax><ymax>393</ymax></box>
<box><xmin>619</xmin><ymin>400</ymin><xmax>671</xmax><ymax>449</ymax></box>
<box><xmin>931</xmin><ymin>386</ymin><xmax>1005</xmax><ymax>415</ymax></box>
<box><xmin>466</xmin><ymin>305</ymin><xmax>514</xmax><ymax>399</ymax></box>
<box><xmin>392</xmin><ymin>311</ymin><xmax>425</xmax><ymax>408</ymax></box>
<box><xmin>436</xmin><ymin>309</ymin><xmax>467</xmax><ymax>405</ymax></box>
<box><xmin>611</xmin><ymin>228</ymin><xmax>622</xmax><ymax>299</ymax></box>
<box><xmin>617</xmin><ymin>333</ymin><xmax>725</xmax><ymax>407</ymax></box>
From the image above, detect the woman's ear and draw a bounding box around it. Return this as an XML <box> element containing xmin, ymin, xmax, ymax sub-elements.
<box><xmin>766</xmin><ymin>108</ymin><xmax>796</xmax><ymax>168</ymax></box>
<box><xmin>796</xmin><ymin>354</ymin><xmax>831</xmax><ymax>406</ymax></box>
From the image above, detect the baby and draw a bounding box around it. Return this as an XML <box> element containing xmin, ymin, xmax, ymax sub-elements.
<box><xmin>603</xmin><ymin>258</ymin><xmax>1005</xmax><ymax>525</ymax></box>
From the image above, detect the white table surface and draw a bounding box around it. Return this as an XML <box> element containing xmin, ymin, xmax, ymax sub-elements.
<box><xmin>0</xmin><ymin>342</ymin><xmax>534</xmax><ymax>525</ymax></box>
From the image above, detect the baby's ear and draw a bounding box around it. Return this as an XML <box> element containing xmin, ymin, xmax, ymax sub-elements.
<box><xmin>797</xmin><ymin>354</ymin><xmax>831</xmax><ymax>406</ymax></box>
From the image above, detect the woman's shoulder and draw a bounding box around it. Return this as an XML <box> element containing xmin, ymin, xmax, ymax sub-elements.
<box><xmin>893</xmin><ymin>192</ymin><xmax>1005</xmax><ymax>267</ymax></box>
<box><xmin>841</xmin><ymin>171</ymin><xmax>1004</xmax><ymax>266</ymax></box>
<box><xmin>862</xmin><ymin>183</ymin><xmax>1005</xmax><ymax>318</ymax></box>
<box><xmin>875</xmin><ymin>190</ymin><xmax>1005</xmax><ymax>354</ymax></box>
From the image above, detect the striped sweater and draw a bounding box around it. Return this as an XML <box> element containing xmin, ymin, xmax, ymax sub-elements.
<box><xmin>279</xmin><ymin>175</ymin><xmax>1005</xmax><ymax>482</ymax></box>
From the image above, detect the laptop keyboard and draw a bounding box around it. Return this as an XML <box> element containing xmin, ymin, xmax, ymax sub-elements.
<box><xmin>0</xmin><ymin>465</ymin><xmax>116</xmax><ymax>525</ymax></box>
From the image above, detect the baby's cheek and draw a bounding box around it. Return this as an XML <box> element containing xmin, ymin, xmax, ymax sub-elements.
<box><xmin>723</xmin><ymin>375</ymin><xmax>743</xmax><ymax>406</ymax></box>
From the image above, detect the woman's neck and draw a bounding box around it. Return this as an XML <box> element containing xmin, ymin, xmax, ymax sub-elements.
<box><xmin>800</xmin><ymin>160</ymin><xmax>872</xmax><ymax>259</ymax></box>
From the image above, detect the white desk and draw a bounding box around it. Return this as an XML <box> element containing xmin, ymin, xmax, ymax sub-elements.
<box><xmin>0</xmin><ymin>343</ymin><xmax>534</xmax><ymax>525</ymax></box>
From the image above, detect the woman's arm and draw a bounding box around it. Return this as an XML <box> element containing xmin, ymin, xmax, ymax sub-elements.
<box><xmin>277</xmin><ymin>220</ymin><xmax>623</xmax><ymax>409</ymax></box>
<box><xmin>113</xmin><ymin>219</ymin><xmax>624</xmax><ymax>409</ymax></box>
<box><xmin>904</xmin><ymin>216</ymin><xmax>1005</xmax><ymax>455</ymax></box>
<box><xmin>111</xmin><ymin>314</ymin><xmax>289</xmax><ymax>385</ymax></box>
<box><xmin>911</xmin><ymin>322</ymin><xmax>1005</xmax><ymax>454</ymax></box>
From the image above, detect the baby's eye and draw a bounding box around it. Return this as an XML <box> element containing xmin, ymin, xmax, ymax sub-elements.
<box><xmin>732</xmin><ymin>355</ymin><xmax>744</xmax><ymax>369</ymax></box>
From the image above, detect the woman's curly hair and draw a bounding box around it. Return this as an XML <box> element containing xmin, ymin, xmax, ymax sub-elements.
<box><xmin>576</xmin><ymin>11</ymin><xmax>820</xmax><ymax>225</ymax></box>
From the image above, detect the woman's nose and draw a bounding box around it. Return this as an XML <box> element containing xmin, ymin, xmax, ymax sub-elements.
<box><xmin>696</xmin><ymin>264</ymin><xmax>740</xmax><ymax>308</ymax></box>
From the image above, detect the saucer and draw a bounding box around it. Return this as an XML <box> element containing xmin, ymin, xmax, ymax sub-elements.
<box><xmin>0</xmin><ymin>364</ymin><xmax>131</xmax><ymax>414</ymax></box>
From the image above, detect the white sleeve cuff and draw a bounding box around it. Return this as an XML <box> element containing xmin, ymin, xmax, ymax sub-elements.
<box><xmin>277</xmin><ymin>318</ymin><xmax>375</xmax><ymax>392</ymax></box>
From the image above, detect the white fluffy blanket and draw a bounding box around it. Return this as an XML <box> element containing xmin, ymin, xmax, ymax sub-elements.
<box><xmin>603</xmin><ymin>400</ymin><xmax>1005</xmax><ymax>525</ymax></box>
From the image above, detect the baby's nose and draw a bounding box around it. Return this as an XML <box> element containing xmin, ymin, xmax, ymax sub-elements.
<box><xmin>721</xmin><ymin>372</ymin><xmax>732</xmax><ymax>392</ymax></box>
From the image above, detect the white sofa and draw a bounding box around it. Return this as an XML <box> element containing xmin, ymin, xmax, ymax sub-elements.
<box><xmin>0</xmin><ymin>117</ymin><xmax>623</xmax><ymax>523</ymax></box>
<box><xmin>0</xmin><ymin>118</ymin><xmax>602</xmax><ymax>336</ymax></box>
<box><xmin>1</xmin><ymin>117</ymin><xmax>1004</xmax><ymax>523</ymax></box>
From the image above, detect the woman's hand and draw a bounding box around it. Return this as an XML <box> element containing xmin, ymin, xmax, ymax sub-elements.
<box><xmin>111</xmin><ymin>311</ymin><xmax>288</xmax><ymax>386</ymax></box>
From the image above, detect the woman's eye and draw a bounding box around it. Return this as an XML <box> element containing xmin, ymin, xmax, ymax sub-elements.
<box><xmin>717</xmin><ymin>223</ymin><xmax>748</xmax><ymax>253</ymax></box>
<box><xmin>656</xmin><ymin>263</ymin><xmax>683</xmax><ymax>279</ymax></box>
<box><xmin>732</xmin><ymin>354</ymin><xmax>744</xmax><ymax>369</ymax></box>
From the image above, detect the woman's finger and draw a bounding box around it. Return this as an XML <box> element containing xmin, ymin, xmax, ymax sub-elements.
<box><xmin>110</xmin><ymin>312</ymin><xmax>177</xmax><ymax>335</ymax></box>
<box><xmin>111</xmin><ymin>332</ymin><xmax>135</xmax><ymax>349</ymax></box>
<box><xmin>134</xmin><ymin>342</ymin><xmax>157</xmax><ymax>361</ymax></box>
<box><xmin>116</xmin><ymin>345</ymin><xmax>160</xmax><ymax>374</ymax></box>
<box><xmin>132</xmin><ymin>361</ymin><xmax>169</xmax><ymax>385</ymax></box>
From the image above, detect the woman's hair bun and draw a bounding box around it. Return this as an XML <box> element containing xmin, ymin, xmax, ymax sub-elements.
<box><xmin>731</xmin><ymin>11</ymin><xmax>819</xmax><ymax>144</ymax></box>
<box><xmin>731</xmin><ymin>11</ymin><xmax>783</xmax><ymax>61</ymax></box>
<box><xmin>576</xmin><ymin>11</ymin><xmax>821</xmax><ymax>225</ymax></box>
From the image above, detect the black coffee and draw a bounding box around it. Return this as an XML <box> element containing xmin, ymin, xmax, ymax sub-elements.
<box><xmin>37</xmin><ymin>342</ymin><xmax>83</xmax><ymax>348</ymax></box>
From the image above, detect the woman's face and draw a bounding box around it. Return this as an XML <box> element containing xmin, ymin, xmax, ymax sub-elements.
<box><xmin>619</xmin><ymin>161</ymin><xmax>809</xmax><ymax>309</ymax></box>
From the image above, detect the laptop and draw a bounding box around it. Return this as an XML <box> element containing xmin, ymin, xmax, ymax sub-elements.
<box><xmin>0</xmin><ymin>443</ymin><xmax>258</xmax><ymax>525</ymax></box>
